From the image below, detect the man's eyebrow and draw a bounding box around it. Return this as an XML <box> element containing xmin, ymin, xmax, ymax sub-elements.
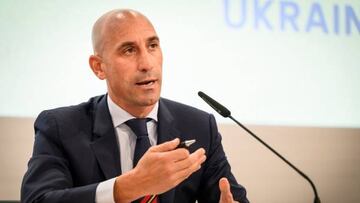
<box><xmin>116</xmin><ymin>36</ymin><xmax>160</xmax><ymax>51</ymax></box>
<box><xmin>147</xmin><ymin>36</ymin><xmax>160</xmax><ymax>42</ymax></box>
<box><xmin>116</xmin><ymin>36</ymin><xmax>159</xmax><ymax>50</ymax></box>
<box><xmin>117</xmin><ymin>41</ymin><xmax>135</xmax><ymax>50</ymax></box>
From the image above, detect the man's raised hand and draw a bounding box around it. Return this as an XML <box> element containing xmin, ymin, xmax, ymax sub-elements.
<box><xmin>114</xmin><ymin>138</ymin><xmax>206</xmax><ymax>203</ymax></box>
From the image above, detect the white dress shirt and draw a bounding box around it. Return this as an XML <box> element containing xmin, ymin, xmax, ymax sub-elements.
<box><xmin>95</xmin><ymin>95</ymin><xmax>159</xmax><ymax>203</ymax></box>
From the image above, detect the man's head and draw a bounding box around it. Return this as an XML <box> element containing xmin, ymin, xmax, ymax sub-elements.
<box><xmin>89</xmin><ymin>9</ymin><xmax>163</xmax><ymax>117</ymax></box>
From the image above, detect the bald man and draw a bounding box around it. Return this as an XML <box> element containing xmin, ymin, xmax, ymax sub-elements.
<box><xmin>21</xmin><ymin>9</ymin><xmax>249</xmax><ymax>203</ymax></box>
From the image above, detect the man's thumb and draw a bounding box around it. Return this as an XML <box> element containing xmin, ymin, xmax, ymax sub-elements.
<box><xmin>219</xmin><ymin>177</ymin><xmax>230</xmax><ymax>193</ymax></box>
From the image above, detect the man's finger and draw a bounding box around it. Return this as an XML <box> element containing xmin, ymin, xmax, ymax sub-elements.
<box><xmin>149</xmin><ymin>138</ymin><xmax>180</xmax><ymax>152</ymax></box>
<box><xmin>173</xmin><ymin>148</ymin><xmax>206</xmax><ymax>171</ymax></box>
<box><xmin>172</xmin><ymin>154</ymin><xmax>205</xmax><ymax>183</ymax></box>
<box><xmin>219</xmin><ymin>177</ymin><xmax>234</xmax><ymax>203</ymax></box>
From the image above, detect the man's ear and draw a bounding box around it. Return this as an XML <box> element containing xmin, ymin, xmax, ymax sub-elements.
<box><xmin>89</xmin><ymin>55</ymin><xmax>106</xmax><ymax>80</ymax></box>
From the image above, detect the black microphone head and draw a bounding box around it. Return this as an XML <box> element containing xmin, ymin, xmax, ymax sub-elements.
<box><xmin>198</xmin><ymin>91</ymin><xmax>231</xmax><ymax>118</ymax></box>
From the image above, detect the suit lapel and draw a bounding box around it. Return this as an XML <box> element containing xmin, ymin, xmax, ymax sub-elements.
<box><xmin>157</xmin><ymin>98</ymin><xmax>180</xmax><ymax>202</ymax></box>
<box><xmin>90</xmin><ymin>95</ymin><xmax>122</xmax><ymax>179</ymax></box>
<box><xmin>157</xmin><ymin>98</ymin><xmax>180</xmax><ymax>144</ymax></box>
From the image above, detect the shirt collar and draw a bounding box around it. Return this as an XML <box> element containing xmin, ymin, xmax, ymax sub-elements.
<box><xmin>107</xmin><ymin>94</ymin><xmax>158</xmax><ymax>128</ymax></box>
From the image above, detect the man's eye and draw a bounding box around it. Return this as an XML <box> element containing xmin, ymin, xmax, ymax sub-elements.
<box><xmin>149</xmin><ymin>43</ymin><xmax>159</xmax><ymax>49</ymax></box>
<box><xmin>123</xmin><ymin>47</ymin><xmax>136</xmax><ymax>55</ymax></box>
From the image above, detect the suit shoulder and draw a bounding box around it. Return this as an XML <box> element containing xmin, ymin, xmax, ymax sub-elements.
<box><xmin>160</xmin><ymin>98</ymin><xmax>210</xmax><ymax>118</ymax></box>
<box><xmin>36</xmin><ymin>95</ymin><xmax>105</xmax><ymax>123</ymax></box>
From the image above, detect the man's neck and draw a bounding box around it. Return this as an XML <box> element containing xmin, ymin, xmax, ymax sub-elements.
<box><xmin>124</xmin><ymin>105</ymin><xmax>154</xmax><ymax>118</ymax></box>
<box><xmin>108</xmin><ymin>95</ymin><xmax>156</xmax><ymax>118</ymax></box>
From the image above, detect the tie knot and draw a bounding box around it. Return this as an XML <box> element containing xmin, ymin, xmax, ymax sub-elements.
<box><xmin>125</xmin><ymin>118</ymin><xmax>150</xmax><ymax>137</ymax></box>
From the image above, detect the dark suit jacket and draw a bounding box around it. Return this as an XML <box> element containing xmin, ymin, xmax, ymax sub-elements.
<box><xmin>21</xmin><ymin>95</ymin><xmax>249</xmax><ymax>203</ymax></box>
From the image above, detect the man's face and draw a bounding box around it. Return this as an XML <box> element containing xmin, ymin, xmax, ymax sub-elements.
<box><xmin>99</xmin><ymin>16</ymin><xmax>163</xmax><ymax>112</ymax></box>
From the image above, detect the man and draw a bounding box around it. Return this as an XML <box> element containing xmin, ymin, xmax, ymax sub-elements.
<box><xmin>21</xmin><ymin>9</ymin><xmax>249</xmax><ymax>203</ymax></box>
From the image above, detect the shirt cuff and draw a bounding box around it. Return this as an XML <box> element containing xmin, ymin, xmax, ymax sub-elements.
<box><xmin>95</xmin><ymin>177</ymin><xmax>116</xmax><ymax>203</ymax></box>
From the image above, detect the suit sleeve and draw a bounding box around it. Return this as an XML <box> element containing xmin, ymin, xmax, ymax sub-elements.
<box><xmin>21</xmin><ymin>111</ymin><xmax>98</xmax><ymax>203</ymax></box>
<box><xmin>197</xmin><ymin>114</ymin><xmax>249</xmax><ymax>203</ymax></box>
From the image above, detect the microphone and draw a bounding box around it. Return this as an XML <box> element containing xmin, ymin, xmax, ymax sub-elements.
<box><xmin>198</xmin><ymin>91</ymin><xmax>321</xmax><ymax>203</ymax></box>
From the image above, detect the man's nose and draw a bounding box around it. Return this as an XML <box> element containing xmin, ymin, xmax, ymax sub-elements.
<box><xmin>137</xmin><ymin>50</ymin><xmax>153</xmax><ymax>72</ymax></box>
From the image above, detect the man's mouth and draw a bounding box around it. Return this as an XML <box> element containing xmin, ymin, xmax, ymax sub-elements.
<box><xmin>136</xmin><ymin>79</ymin><xmax>157</xmax><ymax>86</ymax></box>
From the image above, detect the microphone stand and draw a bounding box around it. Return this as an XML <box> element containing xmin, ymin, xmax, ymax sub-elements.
<box><xmin>198</xmin><ymin>91</ymin><xmax>320</xmax><ymax>203</ymax></box>
<box><xmin>229</xmin><ymin>115</ymin><xmax>320</xmax><ymax>203</ymax></box>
